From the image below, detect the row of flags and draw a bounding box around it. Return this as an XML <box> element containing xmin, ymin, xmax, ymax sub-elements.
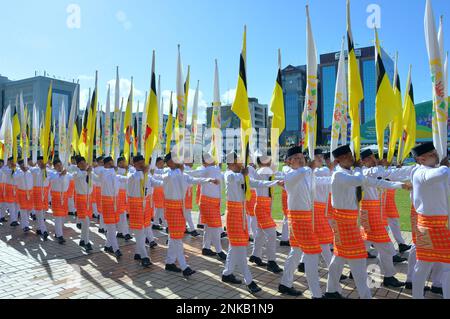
<box><xmin>0</xmin><ymin>0</ymin><xmax>446</xmax><ymax>172</ymax></box>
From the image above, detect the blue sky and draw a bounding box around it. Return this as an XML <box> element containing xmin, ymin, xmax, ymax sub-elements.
<box><xmin>0</xmin><ymin>0</ymin><xmax>449</xmax><ymax>123</ymax></box>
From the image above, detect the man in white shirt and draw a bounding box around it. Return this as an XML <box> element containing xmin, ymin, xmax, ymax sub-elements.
<box><xmin>2</xmin><ymin>157</ymin><xmax>19</xmax><ymax>227</ymax></box>
<box><xmin>116</xmin><ymin>156</ymin><xmax>132</xmax><ymax>241</ymax></box>
<box><xmin>29</xmin><ymin>156</ymin><xmax>51</xmax><ymax>240</ymax></box>
<box><xmin>14</xmin><ymin>159</ymin><xmax>34</xmax><ymax>233</ymax></box>
<box><xmin>410</xmin><ymin>142</ymin><xmax>450</xmax><ymax>299</ymax></box>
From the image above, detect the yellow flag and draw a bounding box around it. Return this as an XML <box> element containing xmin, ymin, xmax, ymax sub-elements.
<box><xmin>400</xmin><ymin>66</ymin><xmax>416</xmax><ymax>162</ymax></box>
<box><xmin>12</xmin><ymin>103</ymin><xmax>20</xmax><ymax>163</ymax></box>
<box><xmin>387</xmin><ymin>53</ymin><xmax>403</xmax><ymax>162</ymax></box>
<box><xmin>144</xmin><ymin>51</ymin><xmax>159</xmax><ymax>164</ymax></box>
<box><xmin>165</xmin><ymin>92</ymin><xmax>174</xmax><ymax>155</ymax></box>
<box><xmin>375</xmin><ymin>29</ymin><xmax>400</xmax><ymax>158</ymax></box>
<box><xmin>42</xmin><ymin>82</ymin><xmax>53</xmax><ymax>164</ymax></box>
<box><xmin>123</xmin><ymin>78</ymin><xmax>133</xmax><ymax>163</ymax></box>
<box><xmin>231</xmin><ymin>25</ymin><xmax>252</xmax><ymax>201</ymax></box>
<box><xmin>270</xmin><ymin>49</ymin><xmax>285</xmax><ymax>164</ymax></box>
<box><xmin>347</xmin><ymin>0</ymin><xmax>364</xmax><ymax>160</ymax></box>
<box><xmin>86</xmin><ymin>73</ymin><xmax>98</xmax><ymax>165</ymax></box>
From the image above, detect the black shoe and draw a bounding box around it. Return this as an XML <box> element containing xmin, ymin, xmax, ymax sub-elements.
<box><xmin>431</xmin><ymin>286</ymin><xmax>443</xmax><ymax>295</ymax></box>
<box><xmin>10</xmin><ymin>221</ymin><xmax>19</xmax><ymax>227</ymax></box>
<box><xmin>36</xmin><ymin>230</ymin><xmax>42</xmax><ymax>236</ymax></box>
<box><xmin>276</xmin><ymin>231</ymin><xmax>282</xmax><ymax>237</ymax></box>
<box><xmin>197</xmin><ymin>224</ymin><xmax>204</xmax><ymax>229</ymax></box>
<box><xmin>23</xmin><ymin>227</ymin><xmax>30</xmax><ymax>233</ymax></box>
<box><xmin>115</xmin><ymin>250</ymin><xmax>122</xmax><ymax>258</ymax></box>
<box><xmin>85</xmin><ymin>243</ymin><xmax>93</xmax><ymax>252</ymax></box>
<box><xmin>217</xmin><ymin>252</ymin><xmax>227</xmax><ymax>261</ymax></box>
<box><xmin>0</xmin><ymin>217</ymin><xmax>7</xmax><ymax>222</ymax></box>
<box><xmin>340</xmin><ymin>274</ymin><xmax>348</xmax><ymax>281</ymax></box>
<box><xmin>398</xmin><ymin>243</ymin><xmax>412</xmax><ymax>253</ymax></box>
<box><xmin>183</xmin><ymin>267</ymin><xmax>196</xmax><ymax>278</ymax></box>
<box><xmin>249</xmin><ymin>237</ymin><xmax>254</xmax><ymax>242</ymax></box>
<box><xmin>165</xmin><ymin>264</ymin><xmax>182</xmax><ymax>273</ymax></box>
<box><xmin>42</xmin><ymin>232</ymin><xmax>49</xmax><ymax>241</ymax></box>
<box><xmin>165</xmin><ymin>227</ymin><xmax>170</xmax><ymax>234</ymax></box>
<box><xmin>145</xmin><ymin>238</ymin><xmax>151</xmax><ymax>245</ymax></box>
<box><xmin>152</xmin><ymin>224</ymin><xmax>163</xmax><ymax>230</ymax></box>
<box><xmin>267</xmin><ymin>261</ymin><xmax>283</xmax><ymax>274</ymax></box>
<box><xmin>68</xmin><ymin>212</ymin><xmax>75</xmax><ymax>216</ymax></box>
<box><xmin>124</xmin><ymin>234</ymin><xmax>133</xmax><ymax>241</ymax></box>
<box><xmin>190</xmin><ymin>230</ymin><xmax>200</xmax><ymax>237</ymax></box>
<box><xmin>76</xmin><ymin>223</ymin><xmax>82</xmax><ymax>230</ymax></box>
<box><xmin>249</xmin><ymin>256</ymin><xmax>267</xmax><ymax>267</ymax></box>
<box><xmin>79</xmin><ymin>240</ymin><xmax>86</xmax><ymax>247</ymax></box>
<box><xmin>323</xmin><ymin>292</ymin><xmax>346</xmax><ymax>299</ymax></box>
<box><xmin>184</xmin><ymin>228</ymin><xmax>190</xmax><ymax>234</ymax></box>
<box><xmin>134</xmin><ymin>254</ymin><xmax>142</xmax><ymax>260</ymax></box>
<box><xmin>297</xmin><ymin>263</ymin><xmax>305</xmax><ymax>273</ymax></box>
<box><xmin>141</xmin><ymin>258</ymin><xmax>152</xmax><ymax>268</ymax></box>
<box><xmin>104</xmin><ymin>246</ymin><xmax>113</xmax><ymax>253</ymax></box>
<box><xmin>280</xmin><ymin>241</ymin><xmax>290</xmax><ymax>247</ymax></box>
<box><xmin>247</xmin><ymin>281</ymin><xmax>262</xmax><ymax>294</ymax></box>
<box><xmin>116</xmin><ymin>233</ymin><xmax>125</xmax><ymax>239</ymax></box>
<box><xmin>393</xmin><ymin>255</ymin><xmax>408</xmax><ymax>263</ymax></box>
<box><xmin>222</xmin><ymin>274</ymin><xmax>242</xmax><ymax>285</ymax></box>
<box><xmin>98</xmin><ymin>228</ymin><xmax>106</xmax><ymax>234</ymax></box>
<box><xmin>202</xmin><ymin>248</ymin><xmax>217</xmax><ymax>257</ymax></box>
<box><xmin>278</xmin><ymin>284</ymin><xmax>302</xmax><ymax>296</ymax></box>
<box><xmin>349</xmin><ymin>272</ymin><xmax>354</xmax><ymax>280</ymax></box>
<box><xmin>58</xmin><ymin>237</ymin><xmax>66</xmax><ymax>245</ymax></box>
<box><xmin>404</xmin><ymin>282</ymin><xmax>431</xmax><ymax>292</ymax></box>
<box><xmin>221</xmin><ymin>232</ymin><xmax>228</xmax><ymax>238</ymax></box>
<box><xmin>367</xmin><ymin>252</ymin><xmax>377</xmax><ymax>259</ymax></box>
<box><xmin>149</xmin><ymin>241</ymin><xmax>158</xmax><ymax>249</ymax></box>
<box><xmin>383</xmin><ymin>276</ymin><xmax>405</xmax><ymax>288</ymax></box>
<box><xmin>31</xmin><ymin>215</ymin><xmax>37</xmax><ymax>221</ymax></box>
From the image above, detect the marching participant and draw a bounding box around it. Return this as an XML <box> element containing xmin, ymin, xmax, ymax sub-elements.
<box><xmin>245</xmin><ymin>163</ymin><xmax>257</xmax><ymax>242</ymax></box>
<box><xmin>359</xmin><ymin>149</ymin><xmax>411</xmax><ymax>288</ymax></box>
<box><xmin>155</xmin><ymin>152</ymin><xmax>218</xmax><ymax>278</ymax></box>
<box><xmin>249</xmin><ymin>155</ymin><xmax>283</xmax><ymax>273</ymax></box>
<box><xmin>13</xmin><ymin>159</ymin><xmax>34</xmax><ymax>233</ymax></box>
<box><xmin>2</xmin><ymin>157</ymin><xmax>19</xmax><ymax>227</ymax></box>
<box><xmin>152</xmin><ymin>157</ymin><xmax>167</xmax><ymax>231</ymax></box>
<box><xmin>410</xmin><ymin>143</ymin><xmax>450</xmax><ymax>299</ymax></box>
<box><xmin>221</xmin><ymin>152</ymin><xmax>281</xmax><ymax>294</ymax></box>
<box><xmin>183</xmin><ymin>162</ymin><xmax>200</xmax><ymax>237</ymax></box>
<box><xmin>116</xmin><ymin>156</ymin><xmax>132</xmax><ymax>241</ymax></box>
<box><xmin>324</xmin><ymin>145</ymin><xmax>408</xmax><ymax>299</ymax></box>
<box><xmin>93</xmin><ymin>156</ymin><xmax>106</xmax><ymax>234</ymax></box>
<box><xmin>72</xmin><ymin>156</ymin><xmax>94</xmax><ymax>252</ymax></box>
<box><xmin>280</xmin><ymin>157</ymin><xmax>291</xmax><ymax>247</ymax></box>
<box><xmin>0</xmin><ymin>159</ymin><xmax>6</xmax><ymax>223</ymax></box>
<box><xmin>67</xmin><ymin>156</ymin><xmax>77</xmax><ymax>218</ymax></box>
<box><xmin>187</xmin><ymin>153</ymin><xmax>226</xmax><ymax>260</ymax></box>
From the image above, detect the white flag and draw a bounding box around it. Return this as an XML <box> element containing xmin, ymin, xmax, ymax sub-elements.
<box><xmin>32</xmin><ymin>103</ymin><xmax>39</xmax><ymax>164</ymax></box>
<box><xmin>59</xmin><ymin>101</ymin><xmax>67</xmax><ymax>167</ymax></box>
<box><xmin>104</xmin><ymin>85</ymin><xmax>111</xmax><ymax>156</ymax></box>
<box><xmin>0</xmin><ymin>105</ymin><xmax>12</xmax><ymax>162</ymax></box>
<box><xmin>66</xmin><ymin>84</ymin><xmax>79</xmax><ymax>164</ymax></box>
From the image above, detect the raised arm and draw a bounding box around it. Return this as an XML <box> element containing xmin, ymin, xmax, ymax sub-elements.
<box><xmin>415</xmin><ymin>166</ymin><xmax>449</xmax><ymax>185</ymax></box>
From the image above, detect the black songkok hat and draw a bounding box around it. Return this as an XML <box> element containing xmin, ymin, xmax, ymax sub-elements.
<box><xmin>287</xmin><ymin>146</ymin><xmax>302</xmax><ymax>158</ymax></box>
<box><xmin>361</xmin><ymin>149</ymin><xmax>374</xmax><ymax>160</ymax></box>
<box><xmin>411</xmin><ymin>142</ymin><xmax>435</xmax><ymax>157</ymax></box>
<box><xmin>332</xmin><ymin>144</ymin><xmax>352</xmax><ymax>159</ymax></box>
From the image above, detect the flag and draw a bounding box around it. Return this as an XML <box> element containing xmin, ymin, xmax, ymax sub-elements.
<box><xmin>425</xmin><ymin>0</ymin><xmax>447</xmax><ymax>160</ymax></box>
<box><xmin>59</xmin><ymin>102</ymin><xmax>67</xmax><ymax>167</ymax></box>
<box><xmin>95</xmin><ymin>102</ymin><xmax>102</xmax><ymax>157</ymax></box>
<box><xmin>270</xmin><ymin>49</ymin><xmax>286</xmax><ymax>164</ymax></box>
<box><xmin>399</xmin><ymin>65</ymin><xmax>416</xmax><ymax>163</ymax></box>
<box><xmin>112</xmin><ymin>67</ymin><xmax>121</xmax><ymax>162</ymax></box>
<box><xmin>231</xmin><ymin>25</ymin><xmax>252</xmax><ymax>201</ymax></box>
<box><xmin>41</xmin><ymin>82</ymin><xmax>53</xmax><ymax>164</ymax></box>
<box><xmin>19</xmin><ymin>92</ymin><xmax>28</xmax><ymax>165</ymax></box>
<box><xmin>132</xmin><ymin>109</ymin><xmax>138</xmax><ymax>155</ymax></box>
<box><xmin>165</xmin><ymin>92</ymin><xmax>174</xmax><ymax>154</ymax></box>
<box><xmin>331</xmin><ymin>38</ymin><xmax>349</xmax><ymax>161</ymax></box>
<box><xmin>375</xmin><ymin>28</ymin><xmax>399</xmax><ymax>158</ymax></box>
<box><xmin>387</xmin><ymin>53</ymin><xmax>403</xmax><ymax>163</ymax></box>
<box><xmin>347</xmin><ymin>0</ymin><xmax>364</xmax><ymax>161</ymax></box>
<box><xmin>86</xmin><ymin>73</ymin><xmax>98</xmax><ymax>165</ymax></box>
<box><xmin>191</xmin><ymin>80</ymin><xmax>200</xmax><ymax>147</ymax></box>
<box><xmin>123</xmin><ymin>77</ymin><xmax>133</xmax><ymax>163</ymax></box>
<box><xmin>157</xmin><ymin>75</ymin><xmax>164</xmax><ymax>154</ymax></box>
<box><xmin>32</xmin><ymin>103</ymin><xmax>39</xmax><ymax>163</ymax></box>
<box><xmin>0</xmin><ymin>105</ymin><xmax>13</xmax><ymax>162</ymax></box>
<box><xmin>141</xmin><ymin>91</ymin><xmax>148</xmax><ymax>154</ymax></box>
<box><xmin>78</xmin><ymin>87</ymin><xmax>91</xmax><ymax>158</ymax></box>
<box><xmin>144</xmin><ymin>51</ymin><xmax>160</xmax><ymax>164</ymax></box>
<box><xmin>211</xmin><ymin>59</ymin><xmax>222</xmax><ymax>164</ymax></box>
<box><xmin>103</xmin><ymin>85</ymin><xmax>111</xmax><ymax>157</ymax></box>
<box><xmin>174</xmin><ymin>45</ymin><xmax>186</xmax><ymax>159</ymax></box>
<box><xmin>302</xmin><ymin>5</ymin><xmax>318</xmax><ymax>160</ymax></box>
<box><xmin>50</xmin><ymin>119</ymin><xmax>55</xmax><ymax>161</ymax></box>
<box><xmin>67</xmin><ymin>84</ymin><xmax>79</xmax><ymax>161</ymax></box>
<box><xmin>12</xmin><ymin>97</ymin><xmax>21</xmax><ymax>163</ymax></box>
<box><xmin>72</xmin><ymin>115</ymin><xmax>80</xmax><ymax>156</ymax></box>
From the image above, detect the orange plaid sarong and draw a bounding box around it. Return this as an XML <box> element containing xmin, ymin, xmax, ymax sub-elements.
<box><xmin>67</xmin><ymin>180</ymin><xmax>75</xmax><ymax>198</ymax></box>
<box><xmin>313</xmin><ymin>202</ymin><xmax>334</xmax><ymax>245</ymax></box>
<box><xmin>246</xmin><ymin>189</ymin><xmax>256</xmax><ymax>216</ymax></box>
<box><xmin>411</xmin><ymin>205</ymin><xmax>418</xmax><ymax>244</ymax></box>
<box><xmin>255</xmin><ymin>196</ymin><xmax>276</xmax><ymax>229</ymax></box>
<box><xmin>282</xmin><ymin>189</ymin><xmax>288</xmax><ymax>217</ymax></box>
<box><xmin>74</xmin><ymin>194</ymin><xmax>93</xmax><ymax>219</ymax></box>
<box><xmin>51</xmin><ymin>191</ymin><xmax>69</xmax><ymax>217</ymax></box>
<box><xmin>117</xmin><ymin>189</ymin><xmax>128</xmax><ymax>213</ymax></box>
<box><xmin>164</xmin><ymin>199</ymin><xmax>186</xmax><ymax>239</ymax></box>
<box><xmin>17</xmin><ymin>189</ymin><xmax>33</xmax><ymax>210</ymax></box>
<box><xmin>226</xmin><ymin>201</ymin><xmax>249</xmax><ymax>247</ymax></box>
<box><xmin>33</xmin><ymin>187</ymin><xmax>49</xmax><ymax>211</ymax></box>
<box><xmin>0</xmin><ymin>183</ymin><xmax>4</xmax><ymax>202</ymax></box>
<box><xmin>153</xmin><ymin>187</ymin><xmax>165</xmax><ymax>209</ymax></box>
<box><xmin>327</xmin><ymin>193</ymin><xmax>333</xmax><ymax>220</ymax></box>
<box><xmin>185</xmin><ymin>187</ymin><xmax>193</xmax><ymax>210</ymax></box>
<box><xmin>384</xmin><ymin>189</ymin><xmax>399</xmax><ymax>219</ymax></box>
<box><xmin>3</xmin><ymin>184</ymin><xmax>16</xmax><ymax>203</ymax></box>
<box><xmin>329</xmin><ymin>209</ymin><xmax>367</xmax><ymax>259</ymax></box>
<box><xmin>415</xmin><ymin>214</ymin><xmax>450</xmax><ymax>263</ymax></box>
<box><xmin>94</xmin><ymin>186</ymin><xmax>102</xmax><ymax>212</ymax></box>
<box><xmin>101</xmin><ymin>196</ymin><xmax>119</xmax><ymax>224</ymax></box>
<box><xmin>128</xmin><ymin>196</ymin><xmax>153</xmax><ymax>230</ymax></box>
<box><xmin>360</xmin><ymin>200</ymin><xmax>391</xmax><ymax>243</ymax></box>
<box><xmin>288</xmin><ymin>210</ymin><xmax>322</xmax><ymax>254</ymax></box>
<box><xmin>200</xmin><ymin>196</ymin><xmax>222</xmax><ymax>228</ymax></box>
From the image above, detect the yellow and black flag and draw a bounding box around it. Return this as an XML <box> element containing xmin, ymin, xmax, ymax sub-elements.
<box><xmin>144</xmin><ymin>51</ymin><xmax>159</xmax><ymax>164</ymax></box>
<box><xmin>41</xmin><ymin>82</ymin><xmax>53</xmax><ymax>164</ymax></box>
<box><xmin>12</xmin><ymin>99</ymin><xmax>21</xmax><ymax>163</ymax></box>
<box><xmin>375</xmin><ymin>28</ymin><xmax>399</xmax><ymax>158</ymax></box>
<box><xmin>86</xmin><ymin>73</ymin><xmax>98</xmax><ymax>165</ymax></box>
<box><xmin>231</xmin><ymin>25</ymin><xmax>252</xmax><ymax>201</ymax></box>
<box><xmin>270</xmin><ymin>49</ymin><xmax>285</xmax><ymax>164</ymax></box>
<box><xmin>399</xmin><ymin>65</ymin><xmax>416</xmax><ymax>163</ymax></box>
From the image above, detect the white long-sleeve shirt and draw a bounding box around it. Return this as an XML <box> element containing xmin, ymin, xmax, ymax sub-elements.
<box><xmin>185</xmin><ymin>165</ymin><xmax>223</xmax><ymax>199</ymax></box>
<box><xmin>92</xmin><ymin>167</ymin><xmax>128</xmax><ymax>197</ymax></box>
<box><xmin>224</xmin><ymin>170</ymin><xmax>279</xmax><ymax>203</ymax></box>
<box><xmin>331</xmin><ymin>165</ymin><xmax>403</xmax><ymax>211</ymax></box>
<box><xmin>29</xmin><ymin>167</ymin><xmax>51</xmax><ymax>188</ymax></box>
<box><xmin>127</xmin><ymin>171</ymin><xmax>164</xmax><ymax>198</ymax></box>
<box><xmin>13</xmin><ymin>169</ymin><xmax>34</xmax><ymax>191</ymax></box>
<box><xmin>412</xmin><ymin>165</ymin><xmax>450</xmax><ymax>216</ymax></box>
<box><xmin>71</xmin><ymin>169</ymin><xmax>94</xmax><ymax>195</ymax></box>
<box><xmin>117</xmin><ymin>168</ymin><xmax>129</xmax><ymax>191</ymax></box>
<box><xmin>48</xmin><ymin>171</ymin><xmax>72</xmax><ymax>192</ymax></box>
<box><xmin>314</xmin><ymin>166</ymin><xmax>332</xmax><ymax>203</ymax></box>
<box><xmin>1</xmin><ymin>166</ymin><xmax>17</xmax><ymax>186</ymax></box>
<box><xmin>362</xmin><ymin>166</ymin><xmax>405</xmax><ymax>201</ymax></box>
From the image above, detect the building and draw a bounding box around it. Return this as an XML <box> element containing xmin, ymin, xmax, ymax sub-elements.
<box><xmin>206</xmin><ymin>98</ymin><xmax>268</xmax><ymax>155</ymax></box>
<box><xmin>280</xmin><ymin>46</ymin><xmax>395</xmax><ymax>147</ymax></box>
